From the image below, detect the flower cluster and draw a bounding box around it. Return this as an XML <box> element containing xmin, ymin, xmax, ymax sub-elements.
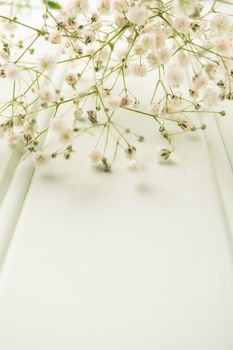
<box><xmin>0</xmin><ymin>0</ymin><xmax>232</xmax><ymax>171</ymax></box>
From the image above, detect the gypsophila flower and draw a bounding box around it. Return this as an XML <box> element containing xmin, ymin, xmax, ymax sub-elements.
<box><xmin>58</xmin><ymin>127</ymin><xmax>73</xmax><ymax>144</ymax></box>
<box><xmin>39</xmin><ymin>87</ymin><xmax>54</xmax><ymax>104</ymax></box>
<box><xmin>205</xmin><ymin>88</ymin><xmax>220</xmax><ymax>107</ymax></box>
<box><xmin>167</xmin><ymin>65</ymin><xmax>184</xmax><ymax>86</ymax></box>
<box><xmin>111</xmin><ymin>0</ymin><xmax>128</xmax><ymax>12</ymax></box>
<box><xmin>0</xmin><ymin>48</ymin><xmax>10</xmax><ymax>61</ymax></box>
<box><xmin>65</xmin><ymin>72</ymin><xmax>78</xmax><ymax>87</ymax></box>
<box><xmin>0</xmin><ymin>0</ymin><xmax>232</xmax><ymax>173</ymax></box>
<box><xmin>174</xmin><ymin>16</ymin><xmax>190</xmax><ymax>34</ymax></box>
<box><xmin>106</xmin><ymin>95</ymin><xmax>122</xmax><ymax>110</ymax></box>
<box><xmin>98</xmin><ymin>0</ymin><xmax>110</xmax><ymax>14</ymax></box>
<box><xmin>38</xmin><ymin>54</ymin><xmax>56</xmax><ymax>71</ymax></box>
<box><xmin>49</xmin><ymin>30</ymin><xmax>62</xmax><ymax>44</ymax></box>
<box><xmin>210</xmin><ymin>14</ymin><xmax>232</xmax><ymax>36</ymax></box>
<box><xmin>33</xmin><ymin>151</ymin><xmax>50</xmax><ymax>166</ymax></box>
<box><xmin>5</xmin><ymin>132</ymin><xmax>21</xmax><ymax>145</ymax></box>
<box><xmin>127</xmin><ymin>5</ymin><xmax>149</xmax><ymax>26</ymax></box>
<box><xmin>69</xmin><ymin>0</ymin><xmax>89</xmax><ymax>13</ymax></box>
<box><xmin>5</xmin><ymin>63</ymin><xmax>19</xmax><ymax>80</ymax></box>
<box><xmin>90</xmin><ymin>149</ymin><xmax>102</xmax><ymax>163</ymax></box>
<box><xmin>132</xmin><ymin>63</ymin><xmax>147</xmax><ymax>77</ymax></box>
<box><xmin>127</xmin><ymin>158</ymin><xmax>140</xmax><ymax>171</ymax></box>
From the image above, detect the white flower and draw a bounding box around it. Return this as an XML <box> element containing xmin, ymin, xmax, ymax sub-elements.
<box><xmin>205</xmin><ymin>88</ymin><xmax>220</xmax><ymax>107</ymax></box>
<box><xmin>167</xmin><ymin>95</ymin><xmax>183</xmax><ymax>113</ymax></box>
<box><xmin>52</xmin><ymin>121</ymin><xmax>73</xmax><ymax>145</ymax></box>
<box><xmin>134</xmin><ymin>44</ymin><xmax>146</xmax><ymax>57</ymax></box>
<box><xmin>149</xmin><ymin>103</ymin><xmax>161</xmax><ymax>116</ymax></box>
<box><xmin>49</xmin><ymin>30</ymin><xmax>62</xmax><ymax>44</ymax></box>
<box><xmin>157</xmin><ymin>47</ymin><xmax>171</xmax><ymax>65</ymax></box>
<box><xmin>98</xmin><ymin>47</ymin><xmax>110</xmax><ymax>63</ymax></box>
<box><xmin>38</xmin><ymin>54</ymin><xmax>55</xmax><ymax>71</ymax></box>
<box><xmin>132</xmin><ymin>63</ymin><xmax>147</xmax><ymax>77</ymax></box>
<box><xmin>127</xmin><ymin>158</ymin><xmax>140</xmax><ymax>171</ymax></box>
<box><xmin>111</xmin><ymin>0</ymin><xmax>128</xmax><ymax>12</ymax></box>
<box><xmin>210</xmin><ymin>14</ymin><xmax>232</xmax><ymax>36</ymax></box>
<box><xmin>120</xmin><ymin>94</ymin><xmax>132</xmax><ymax>108</ymax></box>
<box><xmin>212</xmin><ymin>37</ymin><xmax>231</xmax><ymax>55</ymax></box>
<box><xmin>98</xmin><ymin>0</ymin><xmax>110</xmax><ymax>13</ymax></box>
<box><xmin>167</xmin><ymin>65</ymin><xmax>184</xmax><ymax>86</ymax></box>
<box><xmin>115</xmin><ymin>14</ymin><xmax>128</xmax><ymax>28</ymax></box>
<box><xmin>193</xmin><ymin>73</ymin><xmax>206</xmax><ymax>91</ymax></box>
<box><xmin>39</xmin><ymin>87</ymin><xmax>54</xmax><ymax>104</ymax></box>
<box><xmin>177</xmin><ymin>52</ymin><xmax>189</xmax><ymax>67</ymax></box>
<box><xmin>127</xmin><ymin>5</ymin><xmax>149</xmax><ymax>26</ymax></box>
<box><xmin>147</xmin><ymin>51</ymin><xmax>159</xmax><ymax>67</ymax></box>
<box><xmin>83</xmin><ymin>29</ymin><xmax>96</xmax><ymax>44</ymax></box>
<box><xmin>90</xmin><ymin>149</ymin><xmax>102</xmax><ymax>163</ymax></box>
<box><xmin>174</xmin><ymin>16</ymin><xmax>190</xmax><ymax>34</ymax></box>
<box><xmin>0</xmin><ymin>48</ymin><xmax>10</xmax><ymax>61</ymax></box>
<box><xmin>155</xmin><ymin>30</ymin><xmax>166</xmax><ymax>49</ymax></box>
<box><xmin>5</xmin><ymin>132</ymin><xmax>20</xmax><ymax>145</ymax></box>
<box><xmin>176</xmin><ymin>0</ymin><xmax>197</xmax><ymax>16</ymax></box>
<box><xmin>5</xmin><ymin>63</ymin><xmax>19</xmax><ymax>79</ymax></box>
<box><xmin>65</xmin><ymin>72</ymin><xmax>78</xmax><ymax>86</ymax></box>
<box><xmin>140</xmin><ymin>33</ymin><xmax>155</xmax><ymax>51</ymax></box>
<box><xmin>69</xmin><ymin>0</ymin><xmax>89</xmax><ymax>13</ymax></box>
<box><xmin>23</xmin><ymin>120</ymin><xmax>38</xmax><ymax>138</ymax></box>
<box><xmin>33</xmin><ymin>151</ymin><xmax>50</xmax><ymax>166</ymax></box>
<box><xmin>58</xmin><ymin>127</ymin><xmax>73</xmax><ymax>144</ymax></box>
<box><xmin>106</xmin><ymin>95</ymin><xmax>122</xmax><ymax>109</ymax></box>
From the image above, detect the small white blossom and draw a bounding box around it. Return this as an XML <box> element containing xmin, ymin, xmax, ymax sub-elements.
<box><xmin>140</xmin><ymin>33</ymin><xmax>155</xmax><ymax>51</ymax></box>
<box><xmin>98</xmin><ymin>0</ymin><xmax>110</xmax><ymax>13</ymax></box>
<box><xmin>39</xmin><ymin>87</ymin><xmax>54</xmax><ymax>104</ymax></box>
<box><xmin>132</xmin><ymin>63</ymin><xmax>147</xmax><ymax>77</ymax></box>
<box><xmin>106</xmin><ymin>95</ymin><xmax>122</xmax><ymax>110</ymax></box>
<box><xmin>33</xmin><ymin>151</ymin><xmax>50</xmax><ymax>166</ymax></box>
<box><xmin>111</xmin><ymin>0</ymin><xmax>128</xmax><ymax>12</ymax></box>
<box><xmin>193</xmin><ymin>73</ymin><xmax>207</xmax><ymax>91</ymax></box>
<box><xmin>58</xmin><ymin>127</ymin><xmax>73</xmax><ymax>144</ymax></box>
<box><xmin>69</xmin><ymin>0</ymin><xmax>89</xmax><ymax>13</ymax></box>
<box><xmin>147</xmin><ymin>51</ymin><xmax>159</xmax><ymax>67</ymax></box>
<box><xmin>205</xmin><ymin>88</ymin><xmax>220</xmax><ymax>107</ymax></box>
<box><xmin>167</xmin><ymin>65</ymin><xmax>184</xmax><ymax>86</ymax></box>
<box><xmin>157</xmin><ymin>47</ymin><xmax>171</xmax><ymax>65</ymax></box>
<box><xmin>5</xmin><ymin>132</ymin><xmax>20</xmax><ymax>145</ymax></box>
<box><xmin>174</xmin><ymin>16</ymin><xmax>190</xmax><ymax>34</ymax></box>
<box><xmin>49</xmin><ymin>30</ymin><xmax>62</xmax><ymax>44</ymax></box>
<box><xmin>0</xmin><ymin>49</ymin><xmax>10</xmax><ymax>61</ymax></box>
<box><xmin>23</xmin><ymin>120</ymin><xmax>38</xmax><ymax>138</ymax></box>
<box><xmin>127</xmin><ymin>158</ymin><xmax>140</xmax><ymax>171</ymax></box>
<box><xmin>90</xmin><ymin>149</ymin><xmax>102</xmax><ymax>163</ymax></box>
<box><xmin>5</xmin><ymin>63</ymin><xmax>19</xmax><ymax>79</ymax></box>
<box><xmin>65</xmin><ymin>72</ymin><xmax>78</xmax><ymax>87</ymax></box>
<box><xmin>38</xmin><ymin>54</ymin><xmax>56</xmax><ymax>71</ymax></box>
<box><xmin>83</xmin><ymin>29</ymin><xmax>96</xmax><ymax>44</ymax></box>
<box><xmin>212</xmin><ymin>37</ymin><xmax>231</xmax><ymax>55</ymax></box>
<box><xmin>114</xmin><ymin>14</ymin><xmax>128</xmax><ymax>28</ymax></box>
<box><xmin>177</xmin><ymin>52</ymin><xmax>190</xmax><ymax>67</ymax></box>
<box><xmin>210</xmin><ymin>14</ymin><xmax>232</xmax><ymax>36</ymax></box>
<box><xmin>176</xmin><ymin>0</ymin><xmax>197</xmax><ymax>16</ymax></box>
<box><xmin>149</xmin><ymin>103</ymin><xmax>161</xmax><ymax>116</ymax></box>
<box><xmin>127</xmin><ymin>5</ymin><xmax>149</xmax><ymax>26</ymax></box>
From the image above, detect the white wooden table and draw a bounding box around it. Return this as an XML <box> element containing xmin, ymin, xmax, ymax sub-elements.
<box><xmin>0</xmin><ymin>2</ymin><xmax>233</xmax><ymax>349</ymax></box>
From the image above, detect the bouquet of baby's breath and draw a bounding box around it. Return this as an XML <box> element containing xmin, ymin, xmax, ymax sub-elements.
<box><xmin>0</xmin><ymin>0</ymin><xmax>232</xmax><ymax>171</ymax></box>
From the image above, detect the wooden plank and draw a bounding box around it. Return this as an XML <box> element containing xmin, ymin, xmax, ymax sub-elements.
<box><xmin>0</xmin><ymin>94</ymin><xmax>233</xmax><ymax>349</ymax></box>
